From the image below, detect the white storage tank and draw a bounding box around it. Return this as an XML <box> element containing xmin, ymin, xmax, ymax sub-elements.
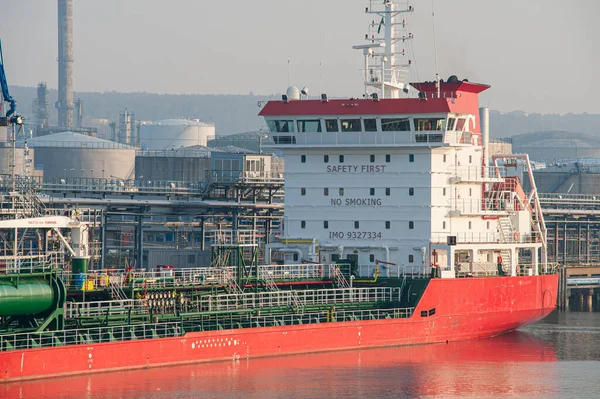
<box><xmin>29</xmin><ymin>131</ymin><xmax>136</xmax><ymax>182</ymax></box>
<box><xmin>139</xmin><ymin>119</ymin><xmax>215</xmax><ymax>150</ymax></box>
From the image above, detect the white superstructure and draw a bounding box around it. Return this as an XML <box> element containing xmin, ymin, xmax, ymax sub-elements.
<box><xmin>260</xmin><ymin>1</ymin><xmax>546</xmax><ymax>279</ymax></box>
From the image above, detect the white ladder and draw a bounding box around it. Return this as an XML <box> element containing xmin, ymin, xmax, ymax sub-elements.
<box><xmin>498</xmin><ymin>216</ymin><xmax>515</xmax><ymax>243</ymax></box>
<box><xmin>109</xmin><ymin>280</ymin><xmax>128</xmax><ymax>301</ymax></box>
<box><xmin>263</xmin><ymin>272</ymin><xmax>279</xmax><ymax>291</ymax></box>
<box><xmin>334</xmin><ymin>266</ymin><xmax>350</xmax><ymax>288</ymax></box>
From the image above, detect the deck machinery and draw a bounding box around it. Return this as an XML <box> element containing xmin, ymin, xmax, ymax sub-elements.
<box><xmin>0</xmin><ymin>188</ymin><xmax>408</xmax><ymax>345</ymax></box>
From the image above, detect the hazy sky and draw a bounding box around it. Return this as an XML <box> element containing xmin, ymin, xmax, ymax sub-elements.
<box><xmin>1</xmin><ymin>0</ymin><xmax>599</xmax><ymax>114</ymax></box>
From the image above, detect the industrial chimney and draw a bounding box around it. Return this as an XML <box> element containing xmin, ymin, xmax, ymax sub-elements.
<box><xmin>57</xmin><ymin>0</ymin><xmax>74</xmax><ymax>128</ymax></box>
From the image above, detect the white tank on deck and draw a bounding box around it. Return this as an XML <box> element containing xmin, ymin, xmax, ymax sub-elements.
<box><xmin>139</xmin><ymin>119</ymin><xmax>215</xmax><ymax>150</ymax></box>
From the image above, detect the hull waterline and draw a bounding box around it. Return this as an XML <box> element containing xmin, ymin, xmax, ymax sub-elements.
<box><xmin>0</xmin><ymin>274</ymin><xmax>558</xmax><ymax>383</ymax></box>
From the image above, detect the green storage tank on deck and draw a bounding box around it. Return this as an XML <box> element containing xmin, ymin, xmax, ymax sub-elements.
<box><xmin>71</xmin><ymin>258</ymin><xmax>89</xmax><ymax>274</ymax></box>
<box><xmin>0</xmin><ymin>278</ymin><xmax>55</xmax><ymax>316</ymax></box>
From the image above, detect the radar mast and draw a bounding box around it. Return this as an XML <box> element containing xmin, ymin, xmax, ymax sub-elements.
<box><xmin>353</xmin><ymin>1</ymin><xmax>415</xmax><ymax>99</ymax></box>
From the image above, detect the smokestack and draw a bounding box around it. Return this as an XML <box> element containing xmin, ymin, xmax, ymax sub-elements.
<box><xmin>57</xmin><ymin>0</ymin><xmax>74</xmax><ymax>128</ymax></box>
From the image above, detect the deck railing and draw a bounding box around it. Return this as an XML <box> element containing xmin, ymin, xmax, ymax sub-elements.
<box><xmin>0</xmin><ymin>251</ymin><xmax>64</xmax><ymax>274</ymax></box>
<box><xmin>0</xmin><ymin>306</ymin><xmax>415</xmax><ymax>351</ymax></box>
<box><xmin>65</xmin><ymin>299</ymin><xmax>148</xmax><ymax>319</ymax></box>
<box><xmin>192</xmin><ymin>287</ymin><xmax>397</xmax><ymax>313</ymax></box>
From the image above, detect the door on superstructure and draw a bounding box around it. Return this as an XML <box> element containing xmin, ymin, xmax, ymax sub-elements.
<box><xmin>347</xmin><ymin>254</ymin><xmax>359</xmax><ymax>277</ymax></box>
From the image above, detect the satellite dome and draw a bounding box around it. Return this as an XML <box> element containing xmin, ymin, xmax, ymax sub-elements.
<box><xmin>286</xmin><ymin>86</ymin><xmax>301</xmax><ymax>100</ymax></box>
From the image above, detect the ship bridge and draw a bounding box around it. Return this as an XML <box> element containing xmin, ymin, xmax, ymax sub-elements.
<box><xmin>260</xmin><ymin>81</ymin><xmax>489</xmax><ymax>149</ymax></box>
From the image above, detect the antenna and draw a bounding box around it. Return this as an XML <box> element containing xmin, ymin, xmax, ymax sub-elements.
<box><xmin>353</xmin><ymin>1</ymin><xmax>414</xmax><ymax>99</ymax></box>
<box><xmin>287</xmin><ymin>19</ymin><xmax>292</xmax><ymax>87</ymax></box>
<box><xmin>431</xmin><ymin>0</ymin><xmax>441</xmax><ymax>98</ymax></box>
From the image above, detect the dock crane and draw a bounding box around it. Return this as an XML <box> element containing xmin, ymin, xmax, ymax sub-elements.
<box><xmin>0</xmin><ymin>38</ymin><xmax>23</xmax><ymax>127</ymax></box>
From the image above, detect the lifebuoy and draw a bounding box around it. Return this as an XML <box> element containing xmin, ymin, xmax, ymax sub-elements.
<box><xmin>516</xmin><ymin>264</ymin><xmax>520</xmax><ymax>275</ymax></box>
<box><xmin>513</xmin><ymin>232</ymin><xmax>519</xmax><ymax>241</ymax></box>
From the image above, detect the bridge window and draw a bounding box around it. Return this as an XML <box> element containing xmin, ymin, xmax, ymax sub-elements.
<box><xmin>273</xmin><ymin>136</ymin><xmax>296</xmax><ymax>144</ymax></box>
<box><xmin>341</xmin><ymin>119</ymin><xmax>361</xmax><ymax>132</ymax></box>
<box><xmin>301</xmin><ymin>155</ymin><xmax>306</xmax><ymax>163</ymax></box>
<box><xmin>409</xmin><ymin>221</ymin><xmax>414</xmax><ymax>229</ymax></box>
<box><xmin>456</xmin><ymin>118</ymin><xmax>466</xmax><ymax>131</ymax></box>
<box><xmin>301</xmin><ymin>221</ymin><xmax>306</xmax><ymax>229</ymax></box>
<box><xmin>325</xmin><ymin>119</ymin><xmax>339</xmax><ymax>132</ymax></box>
<box><xmin>324</xmin><ymin>188</ymin><xmax>329</xmax><ymax>196</ymax></box>
<box><xmin>386</xmin><ymin>154</ymin><xmax>391</xmax><ymax>162</ymax></box>
<box><xmin>414</xmin><ymin>118</ymin><xmax>446</xmax><ymax>131</ymax></box>
<box><xmin>370</xmin><ymin>154</ymin><xmax>375</xmax><ymax>163</ymax></box>
<box><xmin>409</xmin><ymin>154</ymin><xmax>415</xmax><ymax>162</ymax></box>
<box><xmin>385</xmin><ymin>221</ymin><xmax>390</xmax><ymax>229</ymax></box>
<box><xmin>339</xmin><ymin>155</ymin><xmax>345</xmax><ymax>163</ymax></box>
<box><xmin>447</xmin><ymin>118</ymin><xmax>456</xmax><ymax>130</ymax></box>
<box><xmin>324</xmin><ymin>221</ymin><xmax>329</xmax><ymax>229</ymax></box>
<box><xmin>364</xmin><ymin>118</ymin><xmax>377</xmax><ymax>131</ymax></box>
<box><xmin>339</xmin><ymin>188</ymin><xmax>344</xmax><ymax>196</ymax></box>
<box><xmin>268</xmin><ymin>120</ymin><xmax>295</xmax><ymax>133</ymax></box>
<box><xmin>409</xmin><ymin>187</ymin><xmax>414</xmax><ymax>196</ymax></box>
<box><xmin>301</xmin><ymin>188</ymin><xmax>306</xmax><ymax>196</ymax></box>
<box><xmin>370</xmin><ymin>188</ymin><xmax>375</xmax><ymax>196</ymax></box>
<box><xmin>382</xmin><ymin>118</ymin><xmax>410</xmax><ymax>131</ymax></box>
<box><xmin>297</xmin><ymin>120</ymin><xmax>322</xmax><ymax>132</ymax></box>
<box><xmin>370</xmin><ymin>254</ymin><xmax>375</xmax><ymax>262</ymax></box>
<box><xmin>409</xmin><ymin>255</ymin><xmax>414</xmax><ymax>263</ymax></box>
<box><xmin>355</xmin><ymin>221</ymin><xmax>360</xmax><ymax>229</ymax></box>
<box><xmin>385</xmin><ymin>188</ymin><xmax>390</xmax><ymax>196</ymax></box>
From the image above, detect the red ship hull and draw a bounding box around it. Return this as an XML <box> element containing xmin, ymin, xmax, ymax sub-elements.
<box><xmin>0</xmin><ymin>274</ymin><xmax>558</xmax><ymax>383</ymax></box>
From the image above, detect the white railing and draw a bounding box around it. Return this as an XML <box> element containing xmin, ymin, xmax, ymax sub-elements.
<box><xmin>431</xmin><ymin>232</ymin><xmax>501</xmax><ymax>244</ymax></box>
<box><xmin>431</xmin><ymin>231</ymin><xmax>541</xmax><ymax>244</ymax></box>
<box><xmin>257</xmin><ymin>263</ymin><xmax>324</xmax><ymax>280</ymax></box>
<box><xmin>175</xmin><ymin>266</ymin><xmax>236</xmax><ymax>285</ymax></box>
<box><xmin>455</xmin><ymin>262</ymin><xmax>499</xmax><ymax>277</ymax></box>
<box><xmin>449</xmin><ymin>198</ymin><xmax>516</xmax><ymax>215</ymax></box>
<box><xmin>431</xmin><ymin>231</ymin><xmax>542</xmax><ymax>245</ymax></box>
<box><xmin>448</xmin><ymin>166</ymin><xmax>507</xmax><ymax>182</ymax></box>
<box><xmin>269</xmin><ymin>130</ymin><xmax>474</xmax><ymax>147</ymax></box>
<box><xmin>205</xmin><ymin>170</ymin><xmax>284</xmax><ymax>185</ymax></box>
<box><xmin>65</xmin><ymin>299</ymin><xmax>147</xmax><ymax>319</ymax></box>
<box><xmin>198</xmin><ymin>287</ymin><xmax>396</xmax><ymax>313</ymax></box>
<box><xmin>208</xmin><ymin>229</ymin><xmax>257</xmax><ymax>245</ymax></box>
<box><xmin>0</xmin><ymin>251</ymin><xmax>64</xmax><ymax>274</ymax></box>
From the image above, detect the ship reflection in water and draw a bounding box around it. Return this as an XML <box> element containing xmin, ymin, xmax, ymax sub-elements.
<box><xmin>3</xmin><ymin>331</ymin><xmax>557</xmax><ymax>399</ymax></box>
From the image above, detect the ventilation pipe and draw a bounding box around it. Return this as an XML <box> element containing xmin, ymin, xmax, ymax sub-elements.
<box><xmin>479</xmin><ymin>107</ymin><xmax>490</xmax><ymax>178</ymax></box>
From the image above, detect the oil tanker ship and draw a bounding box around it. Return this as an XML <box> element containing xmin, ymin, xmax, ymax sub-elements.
<box><xmin>0</xmin><ymin>1</ymin><xmax>557</xmax><ymax>382</ymax></box>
